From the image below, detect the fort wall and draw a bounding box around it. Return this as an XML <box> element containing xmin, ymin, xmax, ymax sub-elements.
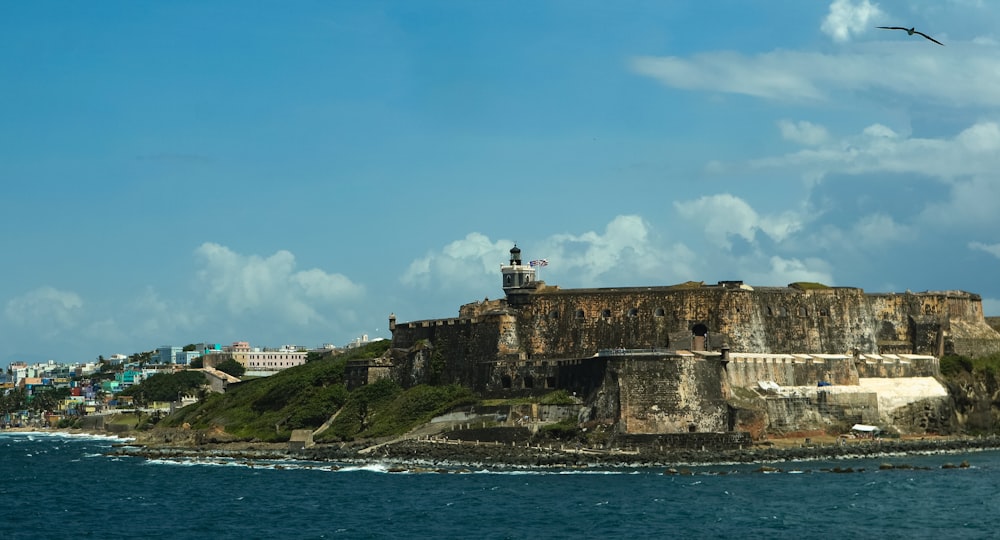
<box><xmin>388</xmin><ymin>313</ymin><xmax>505</xmax><ymax>391</ymax></box>
<box><xmin>391</xmin><ymin>285</ymin><xmax>998</xmax><ymax>382</ymax></box>
<box><xmin>726</xmin><ymin>354</ymin><xmax>857</xmax><ymax>387</ymax></box>
<box><xmin>506</xmin><ymin>286</ymin><xmax>997</xmax><ymax>359</ymax></box>
<box><xmin>587</xmin><ymin>355</ymin><xmax>730</xmax><ymax>434</ymax></box>
<box><xmin>384</xmin><ymin>267</ymin><xmax>1000</xmax><ymax>439</ymax></box>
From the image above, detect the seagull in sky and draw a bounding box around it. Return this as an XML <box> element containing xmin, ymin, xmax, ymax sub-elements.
<box><xmin>876</xmin><ymin>26</ymin><xmax>944</xmax><ymax>46</ymax></box>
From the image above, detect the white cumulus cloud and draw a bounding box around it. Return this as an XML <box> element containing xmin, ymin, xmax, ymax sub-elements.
<box><xmin>4</xmin><ymin>286</ymin><xmax>84</xmax><ymax>337</ymax></box>
<box><xmin>400</xmin><ymin>217</ymin><xmax>687</xmax><ymax>292</ymax></box>
<box><xmin>751</xmin><ymin>121</ymin><xmax>1000</xmax><ymax>181</ymax></box>
<box><xmin>541</xmin><ymin>215</ymin><xmax>672</xmax><ymax>285</ymax></box>
<box><xmin>852</xmin><ymin>213</ymin><xmax>914</xmax><ymax>247</ymax></box>
<box><xmin>779</xmin><ymin>120</ymin><xmax>830</xmax><ymax>146</ymax></box>
<box><xmin>631</xmin><ymin>43</ymin><xmax>1000</xmax><ymax>107</ymax></box>
<box><xmin>195</xmin><ymin>242</ymin><xmax>364</xmax><ymax>326</ymax></box>
<box><xmin>401</xmin><ymin>232</ymin><xmax>512</xmax><ymax>291</ymax></box>
<box><xmin>969</xmin><ymin>241</ymin><xmax>1000</xmax><ymax>258</ymax></box>
<box><xmin>674</xmin><ymin>194</ymin><xmax>804</xmax><ymax>249</ymax></box>
<box><xmin>631</xmin><ymin>52</ymin><xmax>825</xmax><ymax>101</ymax></box>
<box><xmin>821</xmin><ymin>0</ymin><xmax>885</xmax><ymax>43</ymax></box>
<box><xmin>752</xmin><ymin>256</ymin><xmax>835</xmax><ymax>286</ymax></box>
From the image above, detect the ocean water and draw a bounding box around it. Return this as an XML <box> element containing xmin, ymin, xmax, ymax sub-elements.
<box><xmin>2</xmin><ymin>432</ymin><xmax>999</xmax><ymax>539</ymax></box>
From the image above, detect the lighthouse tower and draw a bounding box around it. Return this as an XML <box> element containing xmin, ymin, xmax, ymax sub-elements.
<box><xmin>501</xmin><ymin>244</ymin><xmax>535</xmax><ymax>292</ymax></box>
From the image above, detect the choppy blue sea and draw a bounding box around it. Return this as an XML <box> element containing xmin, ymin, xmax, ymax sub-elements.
<box><xmin>2</xmin><ymin>432</ymin><xmax>1000</xmax><ymax>539</ymax></box>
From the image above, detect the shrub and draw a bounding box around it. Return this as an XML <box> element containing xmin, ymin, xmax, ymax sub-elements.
<box><xmin>539</xmin><ymin>418</ymin><xmax>580</xmax><ymax>440</ymax></box>
<box><xmin>216</xmin><ymin>359</ymin><xmax>246</xmax><ymax>378</ymax></box>
<box><xmin>939</xmin><ymin>353</ymin><xmax>1000</xmax><ymax>378</ymax></box>
<box><xmin>539</xmin><ymin>390</ymin><xmax>576</xmax><ymax>405</ymax></box>
<box><xmin>940</xmin><ymin>355</ymin><xmax>973</xmax><ymax>377</ymax></box>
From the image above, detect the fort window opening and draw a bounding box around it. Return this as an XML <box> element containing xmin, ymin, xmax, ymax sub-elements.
<box><xmin>627</xmin><ymin>308</ymin><xmax>639</xmax><ymax>317</ymax></box>
<box><xmin>779</xmin><ymin>306</ymin><xmax>788</xmax><ymax>317</ymax></box>
<box><xmin>575</xmin><ymin>309</ymin><xmax>585</xmax><ymax>319</ymax></box>
<box><xmin>549</xmin><ymin>310</ymin><xmax>560</xmax><ymax>319</ymax></box>
<box><xmin>524</xmin><ymin>375</ymin><xmax>534</xmax><ymax>389</ymax></box>
<box><xmin>798</xmin><ymin>307</ymin><xmax>807</xmax><ymax>317</ymax></box>
<box><xmin>501</xmin><ymin>375</ymin><xmax>512</xmax><ymax>389</ymax></box>
<box><xmin>654</xmin><ymin>307</ymin><xmax>665</xmax><ymax>317</ymax></box>
<box><xmin>688</xmin><ymin>424</ymin><xmax>697</xmax><ymax>433</ymax></box>
<box><xmin>601</xmin><ymin>309</ymin><xmax>612</xmax><ymax>318</ymax></box>
<box><xmin>820</xmin><ymin>308</ymin><xmax>829</xmax><ymax>317</ymax></box>
<box><xmin>767</xmin><ymin>306</ymin><xmax>774</xmax><ymax>316</ymax></box>
<box><xmin>545</xmin><ymin>376</ymin><xmax>556</xmax><ymax>388</ymax></box>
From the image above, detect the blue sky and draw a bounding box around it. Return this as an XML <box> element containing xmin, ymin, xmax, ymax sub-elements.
<box><xmin>4</xmin><ymin>0</ymin><xmax>1000</xmax><ymax>367</ymax></box>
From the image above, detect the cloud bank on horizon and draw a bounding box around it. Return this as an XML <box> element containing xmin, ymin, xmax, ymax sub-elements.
<box><xmin>2</xmin><ymin>0</ymin><xmax>999</xmax><ymax>366</ymax></box>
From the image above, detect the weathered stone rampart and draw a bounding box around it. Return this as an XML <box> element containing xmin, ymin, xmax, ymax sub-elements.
<box><xmin>726</xmin><ymin>354</ymin><xmax>858</xmax><ymax>387</ymax></box>
<box><xmin>383</xmin><ymin>269</ymin><xmax>1000</xmax><ymax>441</ymax></box>
<box><xmin>391</xmin><ymin>283</ymin><xmax>998</xmax><ymax>389</ymax></box>
<box><xmin>504</xmin><ymin>284</ymin><xmax>997</xmax><ymax>359</ymax></box>
<box><xmin>388</xmin><ymin>313</ymin><xmax>506</xmax><ymax>391</ymax></box>
<box><xmin>596</xmin><ymin>355</ymin><xmax>730</xmax><ymax>434</ymax></box>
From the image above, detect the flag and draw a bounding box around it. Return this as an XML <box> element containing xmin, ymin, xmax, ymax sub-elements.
<box><xmin>529</xmin><ymin>259</ymin><xmax>548</xmax><ymax>267</ymax></box>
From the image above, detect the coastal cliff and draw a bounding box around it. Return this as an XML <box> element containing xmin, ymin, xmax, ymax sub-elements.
<box><xmin>943</xmin><ymin>362</ymin><xmax>1000</xmax><ymax>433</ymax></box>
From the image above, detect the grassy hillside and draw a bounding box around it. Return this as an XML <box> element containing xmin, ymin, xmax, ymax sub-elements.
<box><xmin>160</xmin><ymin>340</ymin><xmax>474</xmax><ymax>443</ymax></box>
<box><xmin>161</xmin><ymin>341</ymin><xmax>386</xmax><ymax>441</ymax></box>
<box><xmin>316</xmin><ymin>379</ymin><xmax>474</xmax><ymax>442</ymax></box>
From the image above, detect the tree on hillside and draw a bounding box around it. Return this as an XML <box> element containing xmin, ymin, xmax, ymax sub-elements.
<box><xmin>129</xmin><ymin>351</ymin><xmax>155</xmax><ymax>365</ymax></box>
<box><xmin>0</xmin><ymin>388</ymin><xmax>27</xmax><ymax>416</ymax></box>
<box><xmin>29</xmin><ymin>387</ymin><xmax>69</xmax><ymax>413</ymax></box>
<box><xmin>119</xmin><ymin>371</ymin><xmax>207</xmax><ymax>403</ymax></box>
<box><xmin>216</xmin><ymin>359</ymin><xmax>246</xmax><ymax>378</ymax></box>
<box><xmin>305</xmin><ymin>351</ymin><xmax>326</xmax><ymax>364</ymax></box>
<box><xmin>183</xmin><ymin>344</ymin><xmax>197</xmax><ymax>352</ymax></box>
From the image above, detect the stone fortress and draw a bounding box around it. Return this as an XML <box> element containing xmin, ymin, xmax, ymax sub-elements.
<box><xmin>355</xmin><ymin>246</ymin><xmax>1000</xmax><ymax>442</ymax></box>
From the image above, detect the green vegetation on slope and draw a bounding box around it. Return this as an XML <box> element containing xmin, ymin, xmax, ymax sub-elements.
<box><xmin>940</xmin><ymin>352</ymin><xmax>1000</xmax><ymax>377</ymax></box>
<box><xmin>938</xmin><ymin>352</ymin><xmax>1000</xmax><ymax>434</ymax></box>
<box><xmin>118</xmin><ymin>370</ymin><xmax>208</xmax><ymax>405</ymax></box>
<box><xmin>480</xmin><ymin>390</ymin><xmax>578</xmax><ymax>407</ymax></box>
<box><xmin>153</xmin><ymin>339</ymin><xmax>579</xmax><ymax>444</ymax></box>
<box><xmin>215</xmin><ymin>359</ymin><xmax>246</xmax><ymax>378</ymax></box>
<box><xmin>316</xmin><ymin>379</ymin><xmax>475</xmax><ymax>442</ymax></box>
<box><xmin>159</xmin><ymin>339</ymin><xmax>477</xmax><ymax>443</ymax></box>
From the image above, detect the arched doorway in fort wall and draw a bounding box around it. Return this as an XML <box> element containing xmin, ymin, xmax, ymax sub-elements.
<box><xmin>692</xmin><ymin>323</ymin><xmax>709</xmax><ymax>351</ymax></box>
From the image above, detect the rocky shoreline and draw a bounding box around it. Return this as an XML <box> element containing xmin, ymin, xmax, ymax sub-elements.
<box><xmin>12</xmin><ymin>425</ymin><xmax>1000</xmax><ymax>470</ymax></box>
<box><xmin>100</xmin><ymin>434</ymin><xmax>1000</xmax><ymax>470</ymax></box>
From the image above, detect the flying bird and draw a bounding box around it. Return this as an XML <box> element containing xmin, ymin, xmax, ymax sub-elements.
<box><xmin>877</xmin><ymin>26</ymin><xmax>944</xmax><ymax>46</ymax></box>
